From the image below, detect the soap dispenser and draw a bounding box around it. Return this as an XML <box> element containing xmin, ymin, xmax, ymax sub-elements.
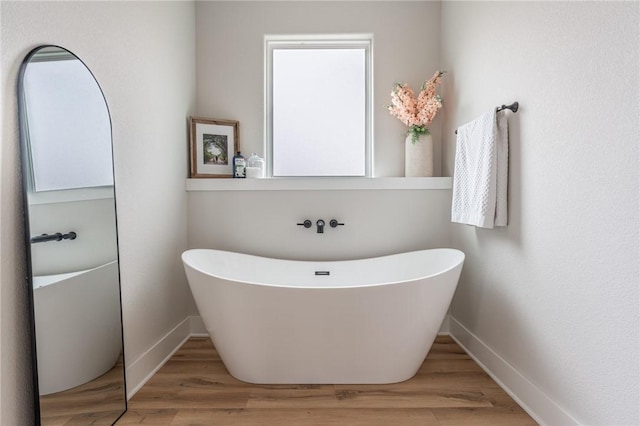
<box><xmin>233</xmin><ymin>151</ymin><xmax>246</xmax><ymax>178</ymax></box>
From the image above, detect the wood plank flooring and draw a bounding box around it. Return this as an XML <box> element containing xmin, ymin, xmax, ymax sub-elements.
<box><xmin>40</xmin><ymin>357</ymin><xmax>126</xmax><ymax>426</ymax></box>
<box><xmin>117</xmin><ymin>336</ymin><xmax>537</xmax><ymax>425</ymax></box>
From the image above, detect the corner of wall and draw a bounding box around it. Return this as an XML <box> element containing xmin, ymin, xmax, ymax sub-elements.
<box><xmin>125</xmin><ymin>315</ymin><xmax>205</xmax><ymax>399</ymax></box>
<box><xmin>448</xmin><ymin>316</ymin><xmax>578</xmax><ymax>425</ymax></box>
<box><xmin>125</xmin><ymin>317</ymin><xmax>191</xmax><ymax>399</ymax></box>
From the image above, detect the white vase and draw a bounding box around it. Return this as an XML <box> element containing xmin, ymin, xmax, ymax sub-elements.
<box><xmin>405</xmin><ymin>133</ymin><xmax>434</xmax><ymax>177</ymax></box>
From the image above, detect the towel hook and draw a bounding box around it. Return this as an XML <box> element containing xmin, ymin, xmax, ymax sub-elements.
<box><xmin>497</xmin><ymin>101</ymin><xmax>519</xmax><ymax>113</ymax></box>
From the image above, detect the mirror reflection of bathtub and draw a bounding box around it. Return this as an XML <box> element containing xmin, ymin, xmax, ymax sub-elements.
<box><xmin>33</xmin><ymin>261</ymin><xmax>122</xmax><ymax>395</ymax></box>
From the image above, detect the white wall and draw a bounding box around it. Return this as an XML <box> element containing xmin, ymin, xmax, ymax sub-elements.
<box><xmin>195</xmin><ymin>1</ymin><xmax>443</xmax><ymax>177</ymax></box>
<box><xmin>188</xmin><ymin>189</ymin><xmax>453</xmax><ymax>261</ymax></box>
<box><xmin>0</xmin><ymin>1</ymin><xmax>196</xmax><ymax>423</ymax></box>
<box><xmin>188</xmin><ymin>1</ymin><xmax>450</xmax><ymax>270</ymax></box>
<box><xmin>441</xmin><ymin>2</ymin><xmax>639</xmax><ymax>424</ymax></box>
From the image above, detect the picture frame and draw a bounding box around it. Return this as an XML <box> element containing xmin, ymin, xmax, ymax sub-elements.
<box><xmin>189</xmin><ymin>117</ymin><xmax>239</xmax><ymax>178</ymax></box>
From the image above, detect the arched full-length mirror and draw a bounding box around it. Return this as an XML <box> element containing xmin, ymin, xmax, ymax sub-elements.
<box><xmin>18</xmin><ymin>45</ymin><xmax>126</xmax><ymax>425</ymax></box>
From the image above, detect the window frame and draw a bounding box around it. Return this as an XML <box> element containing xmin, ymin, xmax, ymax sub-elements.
<box><xmin>264</xmin><ymin>34</ymin><xmax>374</xmax><ymax>178</ymax></box>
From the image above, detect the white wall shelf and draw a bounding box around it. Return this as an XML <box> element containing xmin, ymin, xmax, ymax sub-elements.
<box><xmin>186</xmin><ymin>177</ymin><xmax>452</xmax><ymax>191</ymax></box>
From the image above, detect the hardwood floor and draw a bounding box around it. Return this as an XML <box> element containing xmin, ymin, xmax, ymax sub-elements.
<box><xmin>117</xmin><ymin>336</ymin><xmax>537</xmax><ymax>425</ymax></box>
<box><xmin>40</xmin><ymin>357</ymin><xmax>126</xmax><ymax>425</ymax></box>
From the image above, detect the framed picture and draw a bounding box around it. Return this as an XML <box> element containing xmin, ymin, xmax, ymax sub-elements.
<box><xmin>189</xmin><ymin>117</ymin><xmax>239</xmax><ymax>178</ymax></box>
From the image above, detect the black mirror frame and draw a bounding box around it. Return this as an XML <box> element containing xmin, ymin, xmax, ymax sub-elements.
<box><xmin>17</xmin><ymin>44</ymin><xmax>127</xmax><ymax>426</ymax></box>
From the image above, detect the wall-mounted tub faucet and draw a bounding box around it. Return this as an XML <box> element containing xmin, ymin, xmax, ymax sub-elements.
<box><xmin>297</xmin><ymin>219</ymin><xmax>344</xmax><ymax>233</ymax></box>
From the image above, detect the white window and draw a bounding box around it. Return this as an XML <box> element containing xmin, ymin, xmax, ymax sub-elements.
<box><xmin>265</xmin><ymin>35</ymin><xmax>373</xmax><ymax>177</ymax></box>
<box><xmin>22</xmin><ymin>53</ymin><xmax>113</xmax><ymax>192</ymax></box>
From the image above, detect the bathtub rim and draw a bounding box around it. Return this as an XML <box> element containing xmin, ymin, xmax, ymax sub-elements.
<box><xmin>182</xmin><ymin>248</ymin><xmax>465</xmax><ymax>290</ymax></box>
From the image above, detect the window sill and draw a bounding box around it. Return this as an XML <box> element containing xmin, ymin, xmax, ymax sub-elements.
<box><xmin>186</xmin><ymin>177</ymin><xmax>452</xmax><ymax>191</ymax></box>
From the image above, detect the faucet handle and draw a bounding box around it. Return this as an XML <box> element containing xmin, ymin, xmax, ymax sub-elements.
<box><xmin>329</xmin><ymin>219</ymin><xmax>344</xmax><ymax>228</ymax></box>
<box><xmin>297</xmin><ymin>220</ymin><xmax>312</xmax><ymax>228</ymax></box>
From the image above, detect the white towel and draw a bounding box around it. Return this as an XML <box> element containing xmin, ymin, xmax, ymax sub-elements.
<box><xmin>451</xmin><ymin>109</ymin><xmax>508</xmax><ymax>228</ymax></box>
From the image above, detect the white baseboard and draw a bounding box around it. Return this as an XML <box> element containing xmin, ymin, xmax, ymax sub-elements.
<box><xmin>449</xmin><ymin>316</ymin><xmax>577</xmax><ymax>426</ymax></box>
<box><xmin>125</xmin><ymin>315</ymin><xmax>203</xmax><ymax>399</ymax></box>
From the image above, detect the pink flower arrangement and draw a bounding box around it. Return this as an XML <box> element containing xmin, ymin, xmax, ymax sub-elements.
<box><xmin>388</xmin><ymin>70</ymin><xmax>445</xmax><ymax>143</ymax></box>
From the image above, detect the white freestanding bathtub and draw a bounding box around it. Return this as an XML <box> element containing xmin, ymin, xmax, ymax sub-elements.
<box><xmin>33</xmin><ymin>261</ymin><xmax>122</xmax><ymax>395</ymax></box>
<box><xmin>182</xmin><ymin>248</ymin><xmax>464</xmax><ymax>384</ymax></box>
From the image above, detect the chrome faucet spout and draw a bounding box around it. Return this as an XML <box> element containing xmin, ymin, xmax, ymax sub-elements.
<box><xmin>316</xmin><ymin>219</ymin><xmax>325</xmax><ymax>234</ymax></box>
